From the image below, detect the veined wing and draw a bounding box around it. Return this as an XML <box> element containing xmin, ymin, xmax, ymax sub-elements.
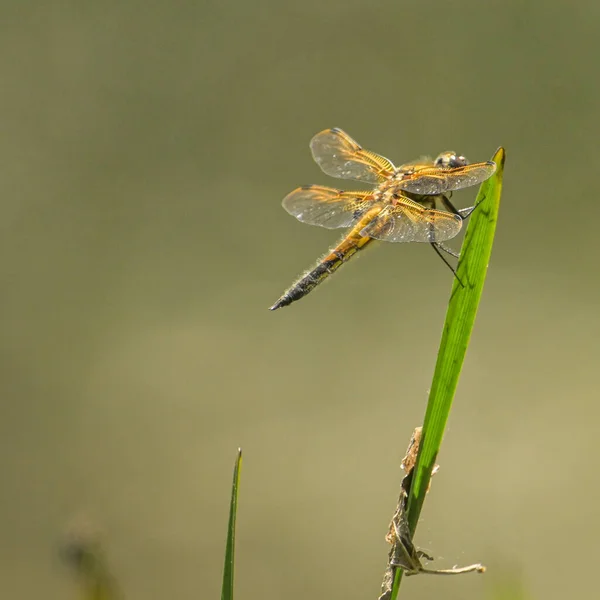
<box><xmin>310</xmin><ymin>128</ymin><xmax>396</xmax><ymax>184</ymax></box>
<box><xmin>282</xmin><ymin>185</ymin><xmax>373</xmax><ymax>229</ymax></box>
<box><xmin>359</xmin><ymin>196</ymin><xmax>462</xmax><ymax>243</ymax></box>
<box><xmin>398</xmin><ymin>161</ymin><xmax>496</xmax><ymax>195</ymax></box>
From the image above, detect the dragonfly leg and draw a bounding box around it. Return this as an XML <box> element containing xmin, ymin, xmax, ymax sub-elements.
<box><xmin>423</xmin><ymin>194</ymin><xmax>464</xmax><ymax>285</ymax></box>
<box><xmin>453</xmin><ymin>192</ymin><xmax>486</xmax><ymax>220</ymax></box>
<box><xmin>439</xmin><ymin>193</ymin><xmax>461</xmax><ymax>216</ymax></box>
<box><xmin>431</xmin><ymin>243</ymin><xmax>465</xmax><ymax>288</ymax></box>
<box><xmin>434</xmin><ymin>240</ymin><xmax>460</xmax><ymax>259</ymax></box>
<box><xmin>438</xmin><ymin>193</ymin><xmax>482</xmax><ymax>221</ymax></box>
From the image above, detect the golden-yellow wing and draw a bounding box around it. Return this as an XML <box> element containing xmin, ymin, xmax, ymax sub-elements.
<box><xmin>359</xmin><ymin>196</ymin><xmax>462</xmax><ymax>243</ymax></box>
<box><xmin>397</xmin><ymin>161</ymin><xmax>496</xmax><ymax>195</ymax></box>
<box><xmin>310</xmin><ymin>128</ymin><xmax>396</xmax><ymax>184</ymax></box>
<box><xmin>282</xmin><ymin>185</ymin><xmax>373</xmax><ymax>229</ymax></box>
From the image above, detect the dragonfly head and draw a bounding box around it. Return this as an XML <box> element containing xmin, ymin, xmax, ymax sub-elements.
<box><xmin>434</xmin><ymin>152</ymin><xmax>468</xmax><ymax>169</ymax></box>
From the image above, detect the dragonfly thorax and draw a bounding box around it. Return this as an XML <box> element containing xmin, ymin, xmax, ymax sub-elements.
<box><xmin>375</xmin><ymin>178</ymin><xmax>426</xmax><ymax>204</ymax></box>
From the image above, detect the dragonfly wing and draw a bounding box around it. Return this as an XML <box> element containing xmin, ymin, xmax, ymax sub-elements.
<box><xmin>359</xmin><ymin>197</ymin><xmax>462</xmax><ymax>243</ymax></box>
<box><xmin>398</xmin><ymin>161</ymin><xmax>496</xmax><ymax>195</ymax></box>
<box><xmin>282</xmin><ymin>185</ymin><xmax>372</xmax><ymax>229</ymax></box>
<box><xmin>310</xmin><ymin>128</ymin><xmax>396</xmax><ymax>184</ymax></box>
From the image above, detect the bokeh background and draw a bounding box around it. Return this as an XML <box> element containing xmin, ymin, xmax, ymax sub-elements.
<box><xmin>1</xmin><ymin>1</ymin><xmax>598</xmax><ymax>599</ymax></box>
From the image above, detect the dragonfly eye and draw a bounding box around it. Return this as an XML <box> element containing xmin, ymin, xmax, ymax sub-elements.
<box><xmin>434</xmin><ymin>152</ymin><xmax>469</xmax><ymax>169</ymax></box>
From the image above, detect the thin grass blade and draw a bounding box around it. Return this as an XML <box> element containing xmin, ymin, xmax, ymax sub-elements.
<box><xmin>221</xmin><ymin>448</ymin><xmax>243</xmax><ymax>600</ymax></box>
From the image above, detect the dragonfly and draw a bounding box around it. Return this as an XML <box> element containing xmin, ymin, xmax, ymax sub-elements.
<box><xmin>269</xmin><ymin>128</ymin><xmax>496</xmax><ymax>310</ymax></box>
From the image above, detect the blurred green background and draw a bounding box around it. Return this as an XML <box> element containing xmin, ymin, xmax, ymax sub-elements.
<box><xmin>1</xmin><ymin>1</ymin><xmax>598</xmax><ymax>599</ymax></box>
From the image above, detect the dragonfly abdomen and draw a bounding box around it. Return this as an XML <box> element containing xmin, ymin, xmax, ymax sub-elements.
<box><xmin>269</xmin><ymin>231</ymin><xmax>372</xmax><ymax>310</ymax></box>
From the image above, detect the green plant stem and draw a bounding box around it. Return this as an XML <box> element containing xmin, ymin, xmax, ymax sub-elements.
<box><xmin>391</xmin><ymin>148</ymin><xmax>505</xmax><ymax>597</ymax></box>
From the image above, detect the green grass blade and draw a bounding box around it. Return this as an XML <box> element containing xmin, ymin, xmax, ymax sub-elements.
<box><xmin>221</xmin><ymin>448</ymin><xmax>243</xmax><ymax>600</ymax></box>
<box><xmin>391</xmin><ymin>147</ymin><xmax>505</xmax><ymax>597</ymax></box>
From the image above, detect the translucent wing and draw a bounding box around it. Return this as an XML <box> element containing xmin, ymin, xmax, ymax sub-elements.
<box><xmin>282</xmin><ymin>185</ymin><xmax>373</xmax><ymax>229</ymax></box>
<box><xmin>310</xmin><ymin>128</ymin><xmax>396</xmax><ymax>184</ymax></box>
<box><xmin>360</xmin><ymin>197</ymin><xmax>462</xmax><ymax>243</ymax></box>
<box><xmin>398</xmin><ymin>161</ymin><xmax>496</xmax><ymax>195</ymax></box>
